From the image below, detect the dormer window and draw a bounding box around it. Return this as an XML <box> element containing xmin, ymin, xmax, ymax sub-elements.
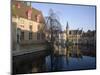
<box><xmin>16</xmin><ymin>3</ymin><xmax>20</xmax><ymax>8</ymax></box>
<box><xmin>26</xmin><ymin>8</ymin><xmax>32</xmax><ymax>19</ymax></box>
<box><xmin>36</xmin><ymin>14</ymin><xmax>41</xmax><ymax>23</ymax></box>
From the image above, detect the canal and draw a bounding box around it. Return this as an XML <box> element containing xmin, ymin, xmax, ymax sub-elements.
<box><xmin>12</xmin><ymin>45</ymin><xmax>96</xmax><ymax>74</ymax></box>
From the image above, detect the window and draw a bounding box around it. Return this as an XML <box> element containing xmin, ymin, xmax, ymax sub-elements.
<box><xmin>28</xmin><ymin>12</ymin><xmax>31</xmax><ymax>19</ymax></box>
<box><xmin>38</xmin><ymin>25</ymin><xmax>40</xmax><ymax>30</ymax></box>
<box><xmin>36</xmin><ymin>14</ymin><xmax>41</xmax><ymax>23</ymax></box>
<box><xmin>17</xmin><ymin>34</ymin><xmax>20</xmax><ymax>43</ymax></box>
<box><xmin>37</xmin><ymin>33</ymin><xmax>40</xmax><ymax>40</ymax></box>
<box><xmin>26</xmin><ymin>9</ymin><xmax>32</xmax><ymax>19</ymax></box>
<box><xmin>29</xmin><ymin>25</ymin><xmax>32</xmax><ymax>31</ymax></box>
<box><xmin>20</xmin><ymin>25</ymin><xmax>24</xmax><ymax>28</ymax></box>
<box><xmin>41</xmin><ymin>33</ymin><xmax>45</xmax><ymax>40</ymax></box>
<box><xmin>16</xmin><ymin>3</ymin><xmax>21</xmax><ymax>8</ymax></box>
<box><xmin>29</xmin><ymin>32</ymin><xmax>32</xmax><ymax>40</ymax></box>
<box><xmin>69</xmin><ymin>31</ymin><xmax>71</xmax><ymax>34</ymax></box>
<box><xmin>20</xmin><ymin>20</ymin><xmax>24</xmax><ymax>24</ymax></box>
<box><xmin>20</xmin><ymin>31</ymin><xmax>24</xmax><ymax>41</ymax></box>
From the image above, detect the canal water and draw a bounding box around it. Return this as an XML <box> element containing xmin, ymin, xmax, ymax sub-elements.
<box><xmin>13</xmin><ymin>45</ymin><xmax>96</xmax><ymax>74</ymax></box>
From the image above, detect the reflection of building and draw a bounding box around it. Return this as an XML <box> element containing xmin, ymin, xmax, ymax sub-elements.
<box><xmin>12</xmin><ymin>1</ymin><xmax>45</xmax><ymax>50</ymax></box>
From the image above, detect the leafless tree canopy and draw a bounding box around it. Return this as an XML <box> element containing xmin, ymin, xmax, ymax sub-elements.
<box><xmin>45</xmin><ymin>9</ymin><xmax>62</xmax><ymax>32</ymax></box>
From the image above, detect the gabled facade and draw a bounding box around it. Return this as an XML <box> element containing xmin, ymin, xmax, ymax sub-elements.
<box><xmin>60</xmin><ymin>22</ymin><xmax>82</xmax><ymax>44</ymax></box>
<box><xmin>11</xmin><ymin>1</ymin><xmax>45</xmax><ymax>50</ymax></box>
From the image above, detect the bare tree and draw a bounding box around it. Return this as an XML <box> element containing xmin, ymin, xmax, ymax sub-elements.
<box><xmin>45</xmin><ymin>9</ymin><xmax>62</xmax><ymax>70</ymax></box>
<box><xmin>45</xmin><ymin>9</ymin><xmax>62</xmax><ymax>51</ymax></box>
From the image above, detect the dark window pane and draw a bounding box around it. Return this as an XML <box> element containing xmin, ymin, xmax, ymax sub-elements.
<box><xmin>29</xmin><ymin>32</ymin><xmax>32</xmax><ymax>40</ymax></box>
<box><xmin>20</xmin><ymin>31</ymin><xmax>24</xmax><ymax>41</ymax></box>
<box><xmin>29</xmin><ymin>25</ymin><xmax>32</xmax><ymax>31</ymax></box>
<box><xmin>37</xmin><ymin>33</ymin><xmax>40</xmax><ymax>40</ymax></box>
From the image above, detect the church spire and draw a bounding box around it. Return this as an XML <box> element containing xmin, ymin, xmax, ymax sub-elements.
<box><xmin>66</xmin><ymin>21</ymin><xmax>69</xmax><ymax>42</ymax></box>
<box><xmin>66</xmin><ymin>21</ymin><xmax>69</xmax><ymax>30</ymax></box>
<box><xmin>66</xmin><ymin>22</ymin><xmax>69</xmax><ymax>30</ymax></box>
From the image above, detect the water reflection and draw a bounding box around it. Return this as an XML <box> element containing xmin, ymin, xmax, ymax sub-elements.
<box><xmin>45</xmin><ymin>55</ymin><xmax>96</xmax><ymax>72</ymax></box>
<box><xmin>54</xmin><ymin>45</ymin><xmax>82</xmax><ymax>57</ymax></box>
<box><xmin>13</xmin><ymin>45</ymin><xmax>96</xmax><ymax>74</ymax></box>
<box><xmin>45</xmin><ymin>45</ymin><xmax>96</xmax><ymax>72</ymax></box>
